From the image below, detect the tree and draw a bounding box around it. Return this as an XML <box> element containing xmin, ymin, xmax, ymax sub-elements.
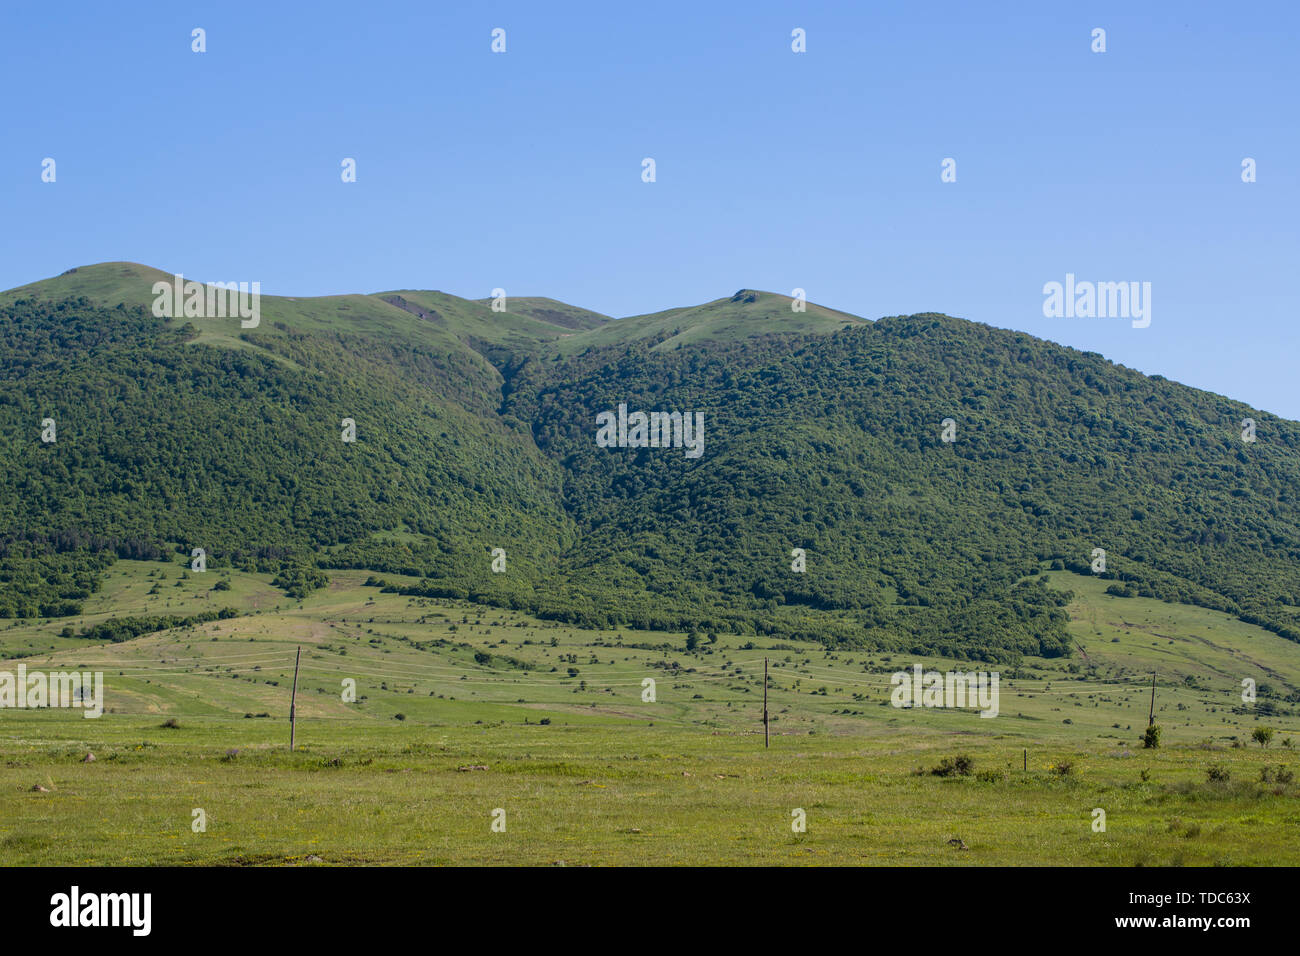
<box><xmin>1142</xmin><ymin>724</ymin><xmax>1161</xmax><ymax>749</ymax></box>
<box><xmin>1253</xmin><ymin>726</ymin><xmax>1275</xmax><ymax>749</ymax></box>
<box><xmin>685</xmin><ymin>632</ymin><xmax>699</xmax><ymax>651</ymax></box>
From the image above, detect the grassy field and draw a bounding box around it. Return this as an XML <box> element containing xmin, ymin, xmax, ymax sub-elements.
<box><xmin>2</xmin><ymin>563</ymin><xmax>1298</xmax><ymax>865</ymax></box>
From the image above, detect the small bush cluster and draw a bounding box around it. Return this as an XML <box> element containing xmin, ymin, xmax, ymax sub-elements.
<box><xmin>931</xmin><ymin>754</ymin><xmax>974</xmax><ymax>777</ymax></box>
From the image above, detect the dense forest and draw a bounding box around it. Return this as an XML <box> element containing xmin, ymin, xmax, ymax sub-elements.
<box><xmin>1</xmin><ymin>279</ymin><xmax>1297</xmax><ymax>666</ymax></box>
<box><xmin>0</xmin><ymin>296</ymin><xmax>572</xmax><ymax>618</ymax></box>
<box><xmin>501</xmin><ymin>316</ymin><xmax>1300</xmax><ymax>657</ymax></box>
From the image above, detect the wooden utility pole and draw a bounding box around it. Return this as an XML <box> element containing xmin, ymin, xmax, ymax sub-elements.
<box><xmin>1023</xmin><ymin>748</ymin><xmax>1027</xmax><ymax>772</ymax></box>
<box><xmin>763</xmin><ymin>657</ymin><xmax>769</xmax><ymax>749</ymax></box>
<box><xmin>289</xmin><ymin>645</ymin><xmax>302</xmax><ymax>751</ymax></box>
<box><xmin>1147</xmin><ymin>672</ymin><xmax>1157</xmax><ymax>727</ymax></box>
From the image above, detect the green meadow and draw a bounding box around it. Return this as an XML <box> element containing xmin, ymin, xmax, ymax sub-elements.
<box><xmin>2</xmin><ymin>563</ymin><xmax>1298</xmax><ymax>865</ymax></box>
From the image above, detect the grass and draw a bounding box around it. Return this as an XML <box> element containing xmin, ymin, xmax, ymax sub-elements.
<box><xmin>2</xmin><ymin>563</ymin><xmax>1298</xmax><ymax>865</ymax></box>
<box><xmin>548</xmin><ymin>290</ymin><xmax>869</xmax><ymax>354</ymax></box>
<box><xmin>5</xmin><ymin>716</ymin><xmax>1299</xmax><ymax>865</ymax></box>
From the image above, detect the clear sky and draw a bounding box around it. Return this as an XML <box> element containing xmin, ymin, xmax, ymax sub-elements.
<box><xmin>3</xmin><ymin>1</ymin><xmax>1297</xmax><ymax>417</ymax></box>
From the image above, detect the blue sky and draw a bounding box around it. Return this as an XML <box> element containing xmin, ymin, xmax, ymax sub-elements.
<box><xmin>3</xmin><ymin>1</ymin><xmax>1297</xmax><ymax>417</ymax></box>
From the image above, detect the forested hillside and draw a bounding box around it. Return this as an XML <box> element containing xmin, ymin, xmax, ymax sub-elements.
<box><xmin>0</xmin><ymin>296</ymin><xmax>573</xmax><ymax>617</ymax></box>
<box><xmin>2</xmin><ymin>265</ymin><xmax>1297</xmax><ymax>665</ymax></box>
<box><xmin>502</xmin><ymin>316</ymin><xmax>1300</xmax><ymax>658</ymax></box>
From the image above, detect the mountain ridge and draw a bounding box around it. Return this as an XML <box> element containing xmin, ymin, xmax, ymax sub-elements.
<box><xmin>1</xmin><ymin>263</ymin><xmax>864</xmax><ymax>348</ymax></box>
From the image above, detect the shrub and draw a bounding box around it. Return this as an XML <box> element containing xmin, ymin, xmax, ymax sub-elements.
<box><xmin>1142</xmin><ymin>724</ymin><xmax>1161</xmax><ymax>749</ymax></box>
<box><xmin>931</xmin><ymin>754</ymin><xmax>974</xmax><ymax>777</ymax></box>
<box><xmin>1206</xmin><ymin>763</ymin><xmax>1230</xmax><ymax>783</ymax></box>
<box><xmin>271</xmin><ymin>566</ymin><xmax>328</xmax><ymax>599</ymax></box>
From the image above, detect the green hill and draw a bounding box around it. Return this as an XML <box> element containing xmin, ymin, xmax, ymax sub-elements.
<box><xmin>502</xmin><ymin>314</ymin><xmax>1300</xmax><ymax>658</ymax></box>
<box><xmin>0</xmin><ymin>286</ymin><xmax>573</xmax><ymax>620</ymax></box>
<box><xmin>2</xmin><ymin>264</ymin><xmax>1297</xmax><ymax>667</ymax></box>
